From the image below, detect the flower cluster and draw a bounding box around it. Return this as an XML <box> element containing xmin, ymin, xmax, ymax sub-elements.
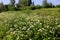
<box><xmin>0</xmin><ymin>11</ymin><xmax>60</xmax><ymax>40</ymax></box>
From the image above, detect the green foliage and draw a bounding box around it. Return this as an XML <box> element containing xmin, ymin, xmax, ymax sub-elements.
<box><xmin>42</xmin><ymin>0</ymin><xmax>54</xmax><ymax>8</ymax></box>
<box><xmin>42</xmin><ymin>0</ymin><xmax>48</xmax><ymax>8</ymax></box>
<box><xmin>0</xmin><ymin>3</ymin><xmax>4</xmax><ymax>12</ymax></box>
<box><xmin>0</xmin><ymin>8</ymin><xmax>60</xmax><ymax>40</ymax></box>
<box><xmin>55</xmin><ymin>5</ymin><xmax>60</xmax><ymax>8</ymax></box>
<box><xmin>18</xmin><ymin>0</ymin><xmax>32</xmax><ymax>7</ymax></box>
<box><xmin>6</xmin><ymin>0</ymin><xmax>15</xmax><ymax>11</ymax></box>
<box><xmin>20</xmin><ymin>5</ymin><xmax>41</xmax><ymax>11</ymax></box>
<box><xmin>48</xmin><ymin>3</ymin><xmax>53</xmax><ymax>8</ymax></box>
<box><xmin>30</xmin><ymin>5</ymin><xmax>42</xmax><ymax>10</ymax></box>
<box><xmin>10</xmin><ymin>0</ymin><xmax>15</xmax><ymax>6</ymax></box>
<box><xmin>28</xmin><ymin>0</ymin><xmax>32</xmax><ymax>6</ymax></box>
<box><xmin>8</xmin><ymin>5</ymin><xmax>15</xmax><ymax>11</ymax></box>
<box><xmin>4</xmin><ymin>5</ymin><xmax>9</xmax><ymax>11</ymax></box>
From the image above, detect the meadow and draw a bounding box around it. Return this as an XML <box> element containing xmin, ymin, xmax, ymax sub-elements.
<box><xmin>0</xmin><ymin>8</ymin><xmax>60</xmax><ymax>40</ymax></box>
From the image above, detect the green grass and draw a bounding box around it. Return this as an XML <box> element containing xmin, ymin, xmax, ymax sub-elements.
<box><xmin>0</xmin><ymin>8</ymin><xmax>60</xmax><ymax>40</ymax></box>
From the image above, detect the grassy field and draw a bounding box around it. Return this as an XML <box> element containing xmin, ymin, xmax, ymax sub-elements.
<box><xmin>0</xmin><ymin>8</ymin><xmax>60</xmax><ymax>40</ymax></box>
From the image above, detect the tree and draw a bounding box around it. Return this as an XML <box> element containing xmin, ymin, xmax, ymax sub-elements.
<box><xmin>32</xmin><ymin>1</ymin><xmax>34</xmax><ymax>6</ymax></box>
<box><xmin>8</xmin><ymin>0</ymin><xmax>15</xmax><ymax>11</ymax></box>
<box><xmin>18</xmin><ymin>0</ymin><xmax>32</xmax><ymax>7</ymax></box>
<box><xmin>42</xmin><ymin>0</ymin><xmax>49</xmax><ymax>8</ymax></box>
<box><xmin>55</xmin><ymin>5</ymin><xmax>60</xmax><ymax>8</ymax></box>
<box><xmin>4</xmin><ymin>5</ymin><xmax>9</xmax><ymax>11</ymax></box>
<box><xmin>48</xmin><ymin>3</ymin><xmax>53</xmax><ymax>8</ymax></box>
<box><xmin>0</xmin><ymin>3</ymin><xmax>4</xmax><ymax>12</ymax></box>
<box><xmin>28</xmin><ymin>0</ymin><xmax>32</xmax><ymax>6</ymax></box>
<box><xmin>10</xmin><ymin>0</ymin><xmax>15</xmax><ymax>6</ymax></box>
<box><xmin>47</xmin><ymin>3</ymin><xmax>54</xmax><ymax>8</ymax></box>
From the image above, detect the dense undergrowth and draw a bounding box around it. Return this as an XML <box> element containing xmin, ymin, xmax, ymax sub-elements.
<box><xmin>0</xmin><ymin>8</ymin><xmax>60</xmax><ymax>40</ymax></box>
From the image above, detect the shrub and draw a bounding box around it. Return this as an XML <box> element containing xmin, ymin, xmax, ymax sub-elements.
<box><xmin>55</xmin><ymin>5</ymin><xmax>60</xmax><ymax>8</ymax></box>
<box><xmin>30</xmin><ymin>5</ymin><xmax>41</xmax><ymax>10</ymax></box>
<box><xmin>8</xmin><ymin>5</ymin><xmax>15</xmax><ymax>11</ymax></box>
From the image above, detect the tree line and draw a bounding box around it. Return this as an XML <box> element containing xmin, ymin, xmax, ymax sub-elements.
<box><xmin>0</xmin><ymin>0</ymin><xmax>60</xmax><ymax>12</ymax></box>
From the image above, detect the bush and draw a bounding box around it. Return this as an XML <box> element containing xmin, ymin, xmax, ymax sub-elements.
<box><xmin>4</xmin><ymin>5</ymin><xmax>9</xmax><ymax>11</ymax></box>
<box><xmin>20</xmin><ymin>6</ymin><xmax>42</xmax><ymax>12</ymax></box>
<box><xmin>8</xmin><ymin>5</ymin><xmax>15</xmax><ymax>11</ymax></box>
<box><xmin>30</xmin><ymin>5</ymin><xmax>41</xmax><ymax>10</ymax></box>
<box><xmin>55</xmin><ymin>5</ymin><xmax>60</xmax><ymax>8</ymax></box>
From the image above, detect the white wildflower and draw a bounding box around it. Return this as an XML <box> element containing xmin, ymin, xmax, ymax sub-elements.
<box><xmin>30</xmin><ymin>25</ymin><xmax>34</xmax><ymax>28</ymax></box>
<box><xmin>22</xmin><ymin>27</ymin><xmax>26</xmax><ymax>30</ymax></box>
<box><xmin>48</xmin><ymin>37</ymin><xmax>50</xmax><ymax>39</ymax></box>
<box><xmin>10</xmin><ymin>32</ymin><xmax>13</xmax><ymax>34</ymax></box>
<box><xmin>40</xmin><ymin>23</ymin><xmax>42</xmax><ymax>25</ymax></box>
<box><xmin>50</xmin><ymin>31</ymin><xmax>53</xmax><ymax>33</ymax></box>
<box><xmin>35</xmin><ymin>19</ymin><xmax>38</xmax><ymax>21</ymax></box>
<box><xmin>13</xmin><ymin>31</ymin><xmax>16</xmax><ymax>34</ymax></box>
<box><xmin>29</xmin><ymin>39</ymin><xmax>32</xmax><ymax>40</ymax></box>
<box><xmin>46</xmin><ymin>26</ymin><xmax>49</xmax><ymax>28</ymax></box>
<box><xmin>36</xmin><ymin>20</ymin><xmax>40</xmax><ymax>23</ymax></box>
<box><xmin>21</xmin><ymin>34</ymin><xmax>24</xmax><ymax>36</ymax></box>
<box><xmin>55</xmin><ymin>18</ymin><xmax>59</xmax><ymax>21</ymax></box>
<box><xmin>27</xmin><ymin>28</ymin><xmax>30</xmax><ymax>31</ymax></box>
<box><xmin>38</xmin><ymin>29</ymin><xmax>42</xmax><ymax>32</ymax></box>
<box><xmin>10</xmin><ymin>28</ymin><xmax>13</xmax><ymax>31</ymax></box>
<box><xmin>26</xmin><ymin>17</ymin><xmax>30</xmax><ymax>20</ymax></box>
<box><xmin>57</xmin><ymin>25</ymin><xmax>60</xmax><ymax>27</ymax></box>
<box><xmin>50</xmin><ymin>27</ymin><xmax>52</xmax><ymax>29</ymax></box>
<box><xmin>14</xmin><ymin>24</ymin><xmax>18</xmax><ymax>27</ymax></box>
<box><xmin>34</xmin><ymin>23</ymin><xmax>36</xmax><ymax>25</ymax></box>
<box><xmin>42</xmin><ymin>28</ymin><xmax>45</xmax><ymax>30</ymax></box>
<box><xmin>16</xmin><ymin>36</ymin><xmax>19</xmax><ymax>40</ymax></box>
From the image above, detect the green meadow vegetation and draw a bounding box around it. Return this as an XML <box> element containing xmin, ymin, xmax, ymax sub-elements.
<box><xmin>0</xmin><ymin>0</ymin><xmax>60</xmax><ymax>40</ymax></box>
<box><xmin>0</xmin><ymin>8</ymin><xmax>60</xmax><ymax>40</ymax></box>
